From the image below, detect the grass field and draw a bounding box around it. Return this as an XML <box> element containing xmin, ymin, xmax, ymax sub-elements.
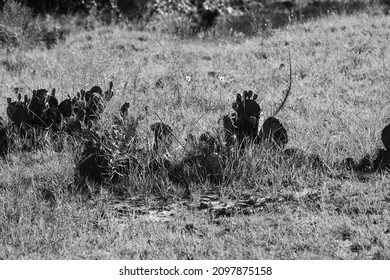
<box><xmin>1</xmin><ymin>6</ymin><xmax>390</xmax><ymax>259</ymax></box>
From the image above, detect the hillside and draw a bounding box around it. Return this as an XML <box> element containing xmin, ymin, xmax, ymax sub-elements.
<box><xmin>1</xmin><ymin>8</ymin><xmax>390</xmax><ymax>259</ymax></box>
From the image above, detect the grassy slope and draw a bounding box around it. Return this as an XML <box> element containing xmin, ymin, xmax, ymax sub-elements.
<box><xmin>1</xmin><ymin>12</ymin><xmax>390</xmax><ymax>259</ymax></box>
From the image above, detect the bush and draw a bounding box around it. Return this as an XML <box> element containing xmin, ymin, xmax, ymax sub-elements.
<box><xmin>1</xmin><ymin>0</ymin><xmax>380</xmax><ymax>40</ymax></box>
<box><xmin>0</xmin><ymin>0</ymin><xmax>39</xmax><ymax>50</ymax></box>
<box><xmin>0</xmin><ymin>0</ymin><xmax>70</xmax><ymax>51</ymax></box>
<box><xmin>165</xmin><ymin>13</ymin><xmax>198</xmax><ymax>39</ymax></box>
<box><xmin>19</xmin><ymin>0</ymin><xmax>90</xmax><ymax>14</ymax></box>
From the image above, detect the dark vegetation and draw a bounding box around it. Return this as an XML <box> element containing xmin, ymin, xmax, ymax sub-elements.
<box><xmin>0</xmin><ymin>83</ymin><xmax>238</xmax><ymax>187</ymax></box>
<box><xmin>0</xmin><ymin>0</ymin><xmax>388</xmax><ymax>60</ymax></box>
<box><xmin>0</xmin><ymin>0</ymin><xmax>68</xmax><ymax>52</ymax></box>
<box><xmin>0</xmin><ymin>62</ymin><xmax>293</xmax><ymax>196</ymax></box>
<box><xmin>1</xmin><ymin>0</ymin><xmax>389</xmax><ymax>46</ymax></box>
<box><xmin>2</xmin><ymin>53</ymin><xmax>390</xmax><ymax>201</ymax></box>
<box><xmin>0</xmin><ymin>0</ymin><xmax>390</xmax><ymax>189</ymax></box>
<box><xmin>0</xmin><ymin>0</ymin><xmax>388</xmax><ymax>206</ymax></box>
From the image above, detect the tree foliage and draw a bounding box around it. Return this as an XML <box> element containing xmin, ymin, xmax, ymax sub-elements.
<box><xmin>1</xmin><ymin>0</ymin><xmax>226</xmax><ymax>21</ymax></box>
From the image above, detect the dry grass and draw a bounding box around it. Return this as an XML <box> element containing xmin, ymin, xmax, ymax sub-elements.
<box><xmin>1</xmin><ymin>10</ymin><xmax>390</xmax><ymax>259</ymax></box>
